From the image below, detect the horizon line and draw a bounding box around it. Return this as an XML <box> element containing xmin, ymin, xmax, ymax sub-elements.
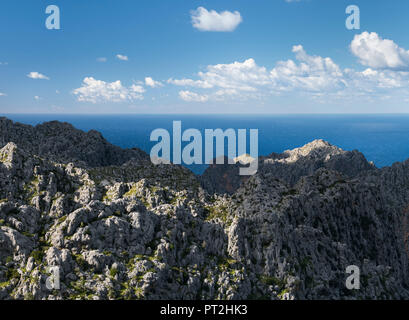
<box><xmin>3</xmin><ymin>113</ymin><xmax>409</xmax><ymax>116</ymax></box>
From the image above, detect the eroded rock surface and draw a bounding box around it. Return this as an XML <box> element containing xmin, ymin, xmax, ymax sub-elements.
<box><xmin>0</xmin><ymin>118</ymin><xmax>408</xmax><ymax>300</ymax></box>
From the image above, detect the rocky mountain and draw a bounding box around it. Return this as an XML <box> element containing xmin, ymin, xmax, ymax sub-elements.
<box><xmin>0</xmin><ymin>117</ymin><xmax>149</xmax><ymax>168</ymax></box>
<box><xmin>200</xmin><ymin>139</ymin><xmax>375</xmax><ymax>194</ymax></box>
<box><xmin>1</xmin><ymin>117</ymin><xmax>409</xmax><ymax>300</ymax></box>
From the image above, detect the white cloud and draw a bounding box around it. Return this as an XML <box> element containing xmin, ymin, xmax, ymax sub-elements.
<box><xmin>168</xmin><ymin>40</ymin><xmax>409</xmax><ymax>103</ymax></box>
<box><xmin>116</xmin><ymin>54</ymin><xmax>129</xmax><ymax>61</ymax></box>
<box><xmin>351</xmin><ymin>32</ymin><xmax>409</xmax><ymax>70</ymax></box>
<box><xmin>72</xmin><ymin>77</ymin><xmax>144</xmax><ymax>103</ymax></box>
<box><xmin>130</xmin><ymin>84</ymin><xmax>146</xmax><ymax>93</ymax></box>
<box><xmin>27</xmin><ymin>72</ymin><xmax>50</xmax><ymax>80</ymax></box>
<box><xmin>34</xmin><ymin>96</ymin><xmax>41</xmax><ymax>100</ymax></box>
<box><xmin>170</xmin><ymin>58</ymin><xmax>269</xmax><ymax>101</ymax></box>
<box><xmin>70</xmin><ymin>33</ymin><xmax>409</xmax><ymax>105</ymax></box>
<box><xmin>203</xmin><ymin>58</ymin><xmax>270</xmax><ymax>90</ymax></box>
<box><xmin>270</xmin><ymin>45</ymin><xmax>345</xmax><ymax>92</ymax></box>
<box><xmin>191</xmin><ymin>7</ymin><xmax>242</xmax><ymax>32</ymax></box>
<box><xmin>345</xmin><ymin>67</ymin><xmax>408</xmax><ymax>91</ymax></box>
<box><xmin>170</xmin><ymin>58</ymin><xmax>277</xmax><ymax>101</ymax></box>
<box><xmin>97</xmin><ymin>57</ymin><xmax>107</xmax><ymax>62</ymax></box>
<box><xmin>179</xmin><ymin>90</ymin><xmax>209</xmax><ymax>102</ymax></box>
<box><xmin>145</xmin><ymin>77</ymin><xmax>163</xmax><ymax>88</ymax></box>
<box><xmin>167</xmin><ymin>78</ymin><xmax>212</xmax><ymax>88</ymax></box>
<box><xmin>0</xmin><ymin>93</ymin><xmax>6</xmax><ymax>97</ymax></box>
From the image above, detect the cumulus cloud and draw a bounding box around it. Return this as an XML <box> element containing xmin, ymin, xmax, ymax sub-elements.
<box><xmin>0</xmin><ymin>93</ymin><xmax>6</xmax><ymax>97</ymax></box>
<box><xmin>71</xmin><ymin>33</ymin><xmax>409</xmax><ymax>105</ymax></box>
<box><xmin>270</xmin><ymin>45</ymin><xmax>345</xmax><ymax>92</ymax></box>
<box><xmin>169</xmin><ymin>55</ymin><xmax>292</xmax><ymax>101</ymax></box>
<box><xmin>72</xmin><ymin>77</ymin><xmax>144</xmax><ymax>103</ymax></box>
<box><xmin>179</xmin><ymin>90</ymin><xmax>209</xmax><ymax>102</ymax></box>
<box><xmin>191</xmin><ymin>7</ymin><xmax>242</xmax><ymax>32</ymax></box>
<box><xmin>274</xmin><ymin>44</ymin><xmax>409</xmax><ymax>100</ymax></box>
<box><xmin>130</xmin><ymin>84</ymin><xmax>146</xmax><ymax>93</ymax></box>
<box><xmin>34</xmin><ymin>96</ymin><xmax>41</xmax><ymax>100</ymax></box>
<box><xmin>169</xmin><ymin>58</ymin><xmax>269</xmax><ymax>101</ymax></box>
<box><xmin>202</xmin><ymin>58</ymin><xmax>270</xmax><ymax>91</ymax></box>
<box><xmin>345</xmin><ymin>67</ymin><xmax>408</xmax><ymax>91</ymax></box>
<box><xmin>27</xmin><ymin>72</ymin><xmax>49</xmax><ymax>80</ymax></box>
<box><xmin>145</xmin><ymin>77</ymin><xmax>163</xmax><ymax>88</ymax></box>
<box><xmin>168</xmin><ymin>40</ymin><xmax>409</xmax><ymax>102</ymax></box>
<box><xmin>116</xmin><ymin>54</ymin><xmax>129</xmax><ymax>61</ymax></box>
<box><xmin>351</xmin><ymin>32</ymin><xmax>409</xmax><ymax>70</ymax></box>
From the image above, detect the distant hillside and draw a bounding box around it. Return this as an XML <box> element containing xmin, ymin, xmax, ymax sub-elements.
<box><xmin>0</xmin><ymin>117</ymin><xmax>149</xmax><ymax>168</ymax></box>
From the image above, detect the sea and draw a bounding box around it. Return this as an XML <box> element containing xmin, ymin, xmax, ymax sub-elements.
<box><xmin>3</xmin><ymin>114</ymin><xmax>409</xmax><ymax>174</ymax></box>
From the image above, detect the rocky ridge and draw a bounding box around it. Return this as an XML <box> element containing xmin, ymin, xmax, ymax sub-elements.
<box><xmin>0</xmin><ymin>118</ymin><xmax>409</xmax><ymax>300</ymax></box>
<box><xmin>201</xmin><ymin>139</ymin><xmax>375</xmax><ymax>194</ymax></box>
<box><xmin>0</xmin><ymin>117</ymin><xmax>149</xmax><ymax>168</ymax></box>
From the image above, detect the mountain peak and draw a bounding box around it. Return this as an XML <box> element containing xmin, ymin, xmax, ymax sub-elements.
<box><xmin>303</xmin><ymin>139</ymin><xmax>333</xmax><ymax>148</ymax></box>
<box><xmin>282</xmin><ymin>139</ymin><xmax>341</xmax><ymax>162</ymax></box>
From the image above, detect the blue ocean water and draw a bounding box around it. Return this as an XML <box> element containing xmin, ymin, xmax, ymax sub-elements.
<box><xmin>3</xmin><ymin>114</ymin><xmax>409</xmax><ymax>174</ymax></box>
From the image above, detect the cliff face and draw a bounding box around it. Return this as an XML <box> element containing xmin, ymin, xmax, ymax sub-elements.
<box><xmin>0</xmin><ymin>118</ymin><xmax>409</xmax><ymax>300</ymax></box>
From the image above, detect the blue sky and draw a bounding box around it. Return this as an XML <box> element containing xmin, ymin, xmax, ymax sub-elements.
<box><xmin>1</xmin><ymin>0</ymin><xmax>409</xmax><ymax>114</ymax></box>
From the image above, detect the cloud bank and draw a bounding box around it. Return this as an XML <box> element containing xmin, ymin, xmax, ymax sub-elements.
<box><xmin>169</xmin><ymin>32</ymin><xmax>409</xmax><ymax>102</ymax></box>
<box><xmin>70</xmin><ymin>32</ymin><xmax>409</xmax><ymax>106</ymax></box>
